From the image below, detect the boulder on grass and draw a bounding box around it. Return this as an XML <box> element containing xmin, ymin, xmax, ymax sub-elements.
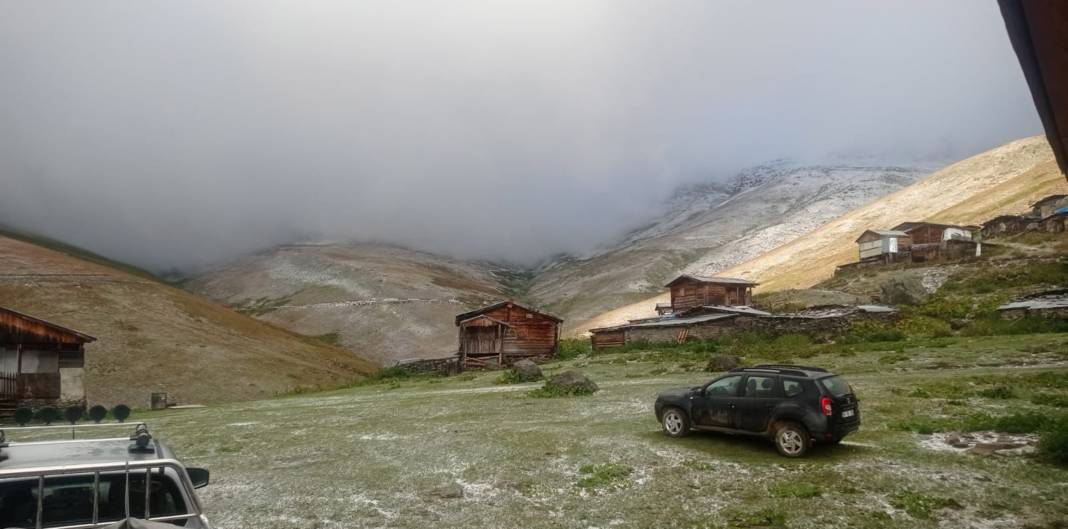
<box><xmin>880</xmin><ymin>276</ymin><xmax>928</xmax><ymax>306</ymax></box>
<box><xmin>511</xmin><ymin>360</ymin><xmax>543</xmax><ymax>382</ymax></box>
<box><xmin>429</xmin><ymin>482</ymin><xmax>464</xmax><ymax>499</ymax></box>
<box><xmin>545</xmin><ymin>370</ymin><xmax>598</xmax><ymax>395</ymax></box>
<box><xmin>705</xmin><ymin>355</ymin><xmax>741</xmax><ymax>372</ymax></box>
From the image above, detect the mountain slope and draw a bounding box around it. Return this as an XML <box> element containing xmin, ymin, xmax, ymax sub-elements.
<box><xmin>578</xmin><ymin>135</ymin><xmax>1065</xmax><ymax>333</ymax></box>
<box><xmin>528</xmin><ymin>161</ymin><xmax>928</xmax><ymax>330</ymax></box>
<box><xmin>186</xmin><ymin>243</ymin><xmax>512</xmax><ymax>365</ymax></box>
<box><xmin>0</xmin><ymin>233</ymin><xmax>375</xmax><ymax>406</ymax></box>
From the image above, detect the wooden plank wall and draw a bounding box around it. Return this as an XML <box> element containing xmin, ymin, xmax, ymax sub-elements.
<box><xmin>671</xmin><ymin>280</ymin><xmax>751</xmax><ymax>312</ymax></box>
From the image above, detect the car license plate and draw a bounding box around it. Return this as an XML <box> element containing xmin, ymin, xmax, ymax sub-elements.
<box><xmin>842</xmin><ymin>409</ymin><xmax>855</xmax><ymax>418</ymax></box>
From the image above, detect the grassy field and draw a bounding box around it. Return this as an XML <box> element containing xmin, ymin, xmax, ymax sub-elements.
<box><xmin>11</xmin><ymin>333</ymin><xmax>1068</xmax><ymax>528</ymax></box>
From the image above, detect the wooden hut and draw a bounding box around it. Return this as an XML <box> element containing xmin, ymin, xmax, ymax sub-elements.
<box><xmin>892</xmin><ymin>222</ymin><xmax>974</xmax><ymax>244</ymax></box>
<box><xmin>664</xmin><ymin>275</ymin><xmax>756</xmax><ymax>313</ymax></box>
<box><xmin>0</xmin><ymin>306</ymin><xmax>96</xmax><ymax>415</ymax></box>
<box><xmin>455</xmin><ymin>301</ymin><xmax>562</xmax><ymax>369</ymax></box>
<box><xmin>854</xmin><ymin>229</ymin><xmax>911</xmax><ymax>263</ymax></box>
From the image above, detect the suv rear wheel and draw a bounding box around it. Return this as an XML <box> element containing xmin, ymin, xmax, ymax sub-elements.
<box><xmin>774</xmin><ymin>422</ymin><xmax>810</xmax><ymax>457</ymax></box>
<box><xmin>661</xmin><ymin>408</ymin><xmax>690</xmax><ymax>437</ymax></box>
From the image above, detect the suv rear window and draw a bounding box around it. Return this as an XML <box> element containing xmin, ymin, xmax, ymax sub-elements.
<box><xmin>820</xmin><ymin>375</ymin><xmax>852</xmax><ymax>397</ymax></box>
<box><xmin>0</xmin><ymin>471</ymin><xmax>189</xmax><ymax>528</ymax></box>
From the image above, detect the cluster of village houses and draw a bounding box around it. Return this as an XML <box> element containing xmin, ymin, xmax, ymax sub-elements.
<box><xmin>3</xmin><ymin>196</ymin><xmax>1067</xmax><ymax>414</ymax></box>
<box><xmin>837</xmin><ymin>194</ymin><xmax>1068</xmax><ymax>274</ymax></box>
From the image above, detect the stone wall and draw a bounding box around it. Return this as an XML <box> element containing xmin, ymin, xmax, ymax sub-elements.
<box><xmin>397</xmin><ymin>356</ymin><xmax>461</xmax><ymax>375</ymax></box>
<box><xmin>624</xmin><ymin>312</ymin><xmax>896</xmax><ymax>345</ymax></box>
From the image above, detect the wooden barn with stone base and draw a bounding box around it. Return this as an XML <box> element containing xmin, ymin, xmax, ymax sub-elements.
<box><xmin>456</xmin><ymin>301</ymin><xmax>562</xmax><ymax>370</ymax></box>
<box><xmin>0</xmin><ymin>306</ymin><xmax>96</xmax><ymax>416</ymax></box>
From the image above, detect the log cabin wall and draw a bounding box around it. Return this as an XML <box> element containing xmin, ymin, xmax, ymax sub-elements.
<box><xmin>669</xmin><ymin>280</ymin><xmax>752</xmax><ymax>313</ymax></box>
<box><xmin>590</xmin><ymin>329</ymin><xmax>626</xmax><ymax>350</ymax></box>
<box><xmin>476</xmin><ymin>305</ymin><xmax>559</xmax><ymax>357</ymax></box>
<box><xmin>456</xmin><ymin>302</ymin><xmax>562</xmax><ymax>369</ymax></box>
<box><xmin>906</xmin><ymin>225</ymin><xmax>946</xmax><ymax>245</ymax></box>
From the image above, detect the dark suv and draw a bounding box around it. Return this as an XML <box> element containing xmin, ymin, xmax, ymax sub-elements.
<box><xmin>654</xmin><ymin>365</ymin><xmax>859</xmax><ymax>457</ymax></box>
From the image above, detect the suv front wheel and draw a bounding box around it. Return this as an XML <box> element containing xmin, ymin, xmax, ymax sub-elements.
<box><xmin>774</xmin><ymin>422</ymin><xmax>810</xmax><ymax>457</ymax></box>
<box><xmin>661</xmin><ymin>408</ymin><xmax>690</xmax><ymax>437</ymax></box>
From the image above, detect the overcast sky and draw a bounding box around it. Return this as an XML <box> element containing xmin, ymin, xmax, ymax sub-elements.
<box><xmin>0</xmin><ymin>1</ymin><xmax>1042</xmax><ymax>271</ymax></box>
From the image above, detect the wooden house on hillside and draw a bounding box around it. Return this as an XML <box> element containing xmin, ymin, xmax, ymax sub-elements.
<box><xmin>854</xmin><ymin>229</ymin><xmax>911</xmax><ymax>263</ymax></box>
<box><xmin>456</xmin><ymin>301</ymin><xmax>561</xmax><ymax>370</ymax></box>
<box><xmin>891</xmin><ymin>222</ymin><xmax>974</xmax><ymax>244</ymax></box>
<box><xmin>980</xmin><ymin>214</ymin><xmax>1039</xmax><ymax>238</ymax></box>
<box><xmin>892</xmin><ymin>221</ymin><xmax>979</xmax><ymax>262</ymax></box>
<box><xmin>1031</xmin><ymin>195</ymin><xmax>1068</xmax><ymax>218</ymax></box>
<box><xmin>665</xmin><ymin>275</ymin><xmax>756</xmax><ymax>313</ymax></box>
<box><xmin>0</xmin><ymin>306</ymin><xmax>95</xmax><ymax>416</ymax></box>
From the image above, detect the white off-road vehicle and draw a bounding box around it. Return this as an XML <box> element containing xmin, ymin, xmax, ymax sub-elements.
<box><xmin>0</xmin><ymin>424</ymin><xmax>212</xmax><ymax>529</ymax></box>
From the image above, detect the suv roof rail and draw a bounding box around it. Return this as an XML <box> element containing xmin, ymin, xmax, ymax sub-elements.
<box><xmin>732</xmin><ymin>364</ymin><xmax>830</xmax><ymax>376</ymax></box>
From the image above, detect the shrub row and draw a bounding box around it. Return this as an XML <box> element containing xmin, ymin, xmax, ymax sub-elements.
<box><xmin>12</xmin><ymin>404</ymin><xmax>131</xmax><ymax>426</ymax></box>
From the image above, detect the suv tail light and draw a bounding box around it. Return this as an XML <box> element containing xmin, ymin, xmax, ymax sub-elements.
<box><xmin>820</xmin><ymin>396</ymin><xmax>833</xmax><ymax>416</ymax></box>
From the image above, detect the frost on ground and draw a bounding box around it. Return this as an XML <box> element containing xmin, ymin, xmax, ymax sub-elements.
<box><xmin>919</xmin><ymin>432</ymin><xmax>1039</xmax><ymax>455</ymax></box>
<box><xmin>119</xmin><ymin>335</ymin><xmax>1068</xmax><ymax>529</ymax></box>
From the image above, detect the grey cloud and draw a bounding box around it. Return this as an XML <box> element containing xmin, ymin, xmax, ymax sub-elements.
<box><xmin>0</xmin><ymin>0</ymin><xmax>1041</xmax><ymax>271</ymax></box>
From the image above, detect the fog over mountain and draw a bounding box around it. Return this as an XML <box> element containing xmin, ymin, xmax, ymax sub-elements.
<box><xmin>0</xmin><ymin>1</ymin><xmax>1042</xmax><ymax>271</ymax></box>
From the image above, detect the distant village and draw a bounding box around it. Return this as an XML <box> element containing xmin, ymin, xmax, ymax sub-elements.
<box><xmin>2</xmin><ymin>195</ymin><xmax>1067</xmax><ymax>414</ymax></box>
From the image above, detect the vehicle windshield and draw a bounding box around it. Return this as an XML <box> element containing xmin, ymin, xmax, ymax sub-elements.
<box><xmin>0</xmin><ymin>469</ymin><xmax>190</xmax><ymax>529</ymax></box>
<box><xmin>820</xmin><ymin>375</ymin><xmax>852</xmax><ymax>397</ymax></box>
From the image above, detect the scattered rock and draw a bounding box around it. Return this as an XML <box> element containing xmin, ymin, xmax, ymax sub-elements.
<box><xmin>429</xmin><ymin>483</ymin><xmax>464</xmax><ymax>499</ymax></box>
<box><xmin>705</xmin><ymin>355</ymin><xmax>741</xmax><ymax>372</ymax></box>
<box><xmin>546</xmin><ymin>370</ymin><xmax>599</xmax><ymax>394</ymax></box>
<box><xmin>511</xmin><ymin>359</ymin><xmax>543</xmax><ymax>382</ymax></box>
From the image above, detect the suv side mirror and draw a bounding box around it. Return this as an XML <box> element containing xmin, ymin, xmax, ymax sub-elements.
<box><xmin>187</xmin><ymin>467</ymin><xmax>210</xmax><ymax>488</ymax></box>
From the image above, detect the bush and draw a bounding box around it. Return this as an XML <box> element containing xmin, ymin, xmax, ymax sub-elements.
<box><xmin>1031</xmin><ymin>393</ymin><xmax>1068</xmax><ymax>408</ymax></box>
<box><xmin>88</xmin><ymin>405</ymin><xmax>109</xmax><ymax>423</ymax></box>
<box><xmin>112</xmin><ymin>404</ymin><xmax>131</xmax><ymax>423</ymax></box>
<box><xmin>557</xmin><ymin>338</ymin><xmax>591</xmax><ymax>359</ymax></box>
<box><xmin>769</xmin><ymin>482</ymin><xmax>822</xmax><ymax>498</ymax></box>
<box><xmin>13</xmin><ymin>407</ymin><xmax>33</xmax><ymax>426</ymax></box>
<box><xmin>575</xmin><ymin>463</ymin><xmax>633</xmax><ymax>490</ymax></box>
<box><xmin>890</xmin><ymin>490</ymin><xmax>962</xmax><ymax>519</ymax></box>
<box><xmin>976</xmin><ymin>386</ymin><xmax>1016</xmax><ymax>399</ymax></box>
<box><xmin>1038</xmin><ymin>418</ymin><xmax>1068</xmax><ymax>465</ymax></box>
<box><xmin>495</xmin><ymin>369</ymin><xmax>524</xmax><ymax>385</ymax></box>
<box><xmin>36</xmin><ymin>407</ymin><xmax>59</xmax><ymax>425</ymax></box>
<box><xmin>64</xmin><ymin>405</ymin><xmax>85</xmax><ymax>425</ymax></box>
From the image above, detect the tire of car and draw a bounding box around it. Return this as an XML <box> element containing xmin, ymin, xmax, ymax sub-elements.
<box><xmin>773</xmin><ymin>422</ymin><xmax>810</xmax><ymax>457</ymax></box>
<box><xmin>661</xmin><ymin>407</ymin><xmax>691</xmax><ymax>437</ymax></box>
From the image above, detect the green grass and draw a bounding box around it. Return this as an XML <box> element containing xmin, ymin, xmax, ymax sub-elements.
<box><xmin>890</xmin><ymin>490</ymin><xmax>962</xmax><ymax>520</ymax></box>
<box><xmin>312</xmin><ymin>331</ymin><xmax>343</xmax><ymax>346</ymax></box>
<box><xmin>8</xmin><ymin>332</ymin><xmax>1067</xmax><ymax>528</ymax></box>
<box><xmin>575</xmin><ymin>463</ymin><xmax>633</xmax><ymax>490</ymax></box>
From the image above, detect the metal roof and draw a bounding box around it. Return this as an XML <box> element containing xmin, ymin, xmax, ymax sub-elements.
<box><xmin>680</xmin><ymin>305</ymin><xmax>772</xmax><ymax>317</ymax></box>
<box><xmin>891</xmin><ymin>221</ymin><xmax>969</xmax><ymax>232</ymax></box>
<box><xmin>664</xmin><ymin>275</ymin><xmax>758</xmax><ymax>288</ymax></box>
<box><xmin>855</xmin><ymin>229</ymin><xmax>908</xmax><ymax>242</ymax></box>
<box><xmin>0</xmin><ymin>438</ymin><xmax>175</xmax><ymax>473</ymax></box>
<box><xmin>997</xmin><ymin>290</ymin><xmax>1068</xmax><ymax>311</ymax></box>
<box><xmin>624</xmin><ymin>313</ymin><xmax>737</xmax><ymax>329</ymax></box>
<box><xmin>1030</xmin><ymin>194</ymin><xmax>1068</xmax><ymax>208</ymax></box>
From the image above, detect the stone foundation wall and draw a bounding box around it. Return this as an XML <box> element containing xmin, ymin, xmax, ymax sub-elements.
<box><xmin>624</xmin><ymin>312</ymin><xmax>897</xmax><ymax>345</ymax></box>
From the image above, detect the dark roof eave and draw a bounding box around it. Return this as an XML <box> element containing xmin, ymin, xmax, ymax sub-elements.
<box><xmin>454</xmin><ymin>300</ymin><xmax>563</xmax><ymax>326</ymax></box>
<box><xmin>0</xmin><ymin>306</ymin><xmax>97</xmax><ymax>343</ymax></box>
